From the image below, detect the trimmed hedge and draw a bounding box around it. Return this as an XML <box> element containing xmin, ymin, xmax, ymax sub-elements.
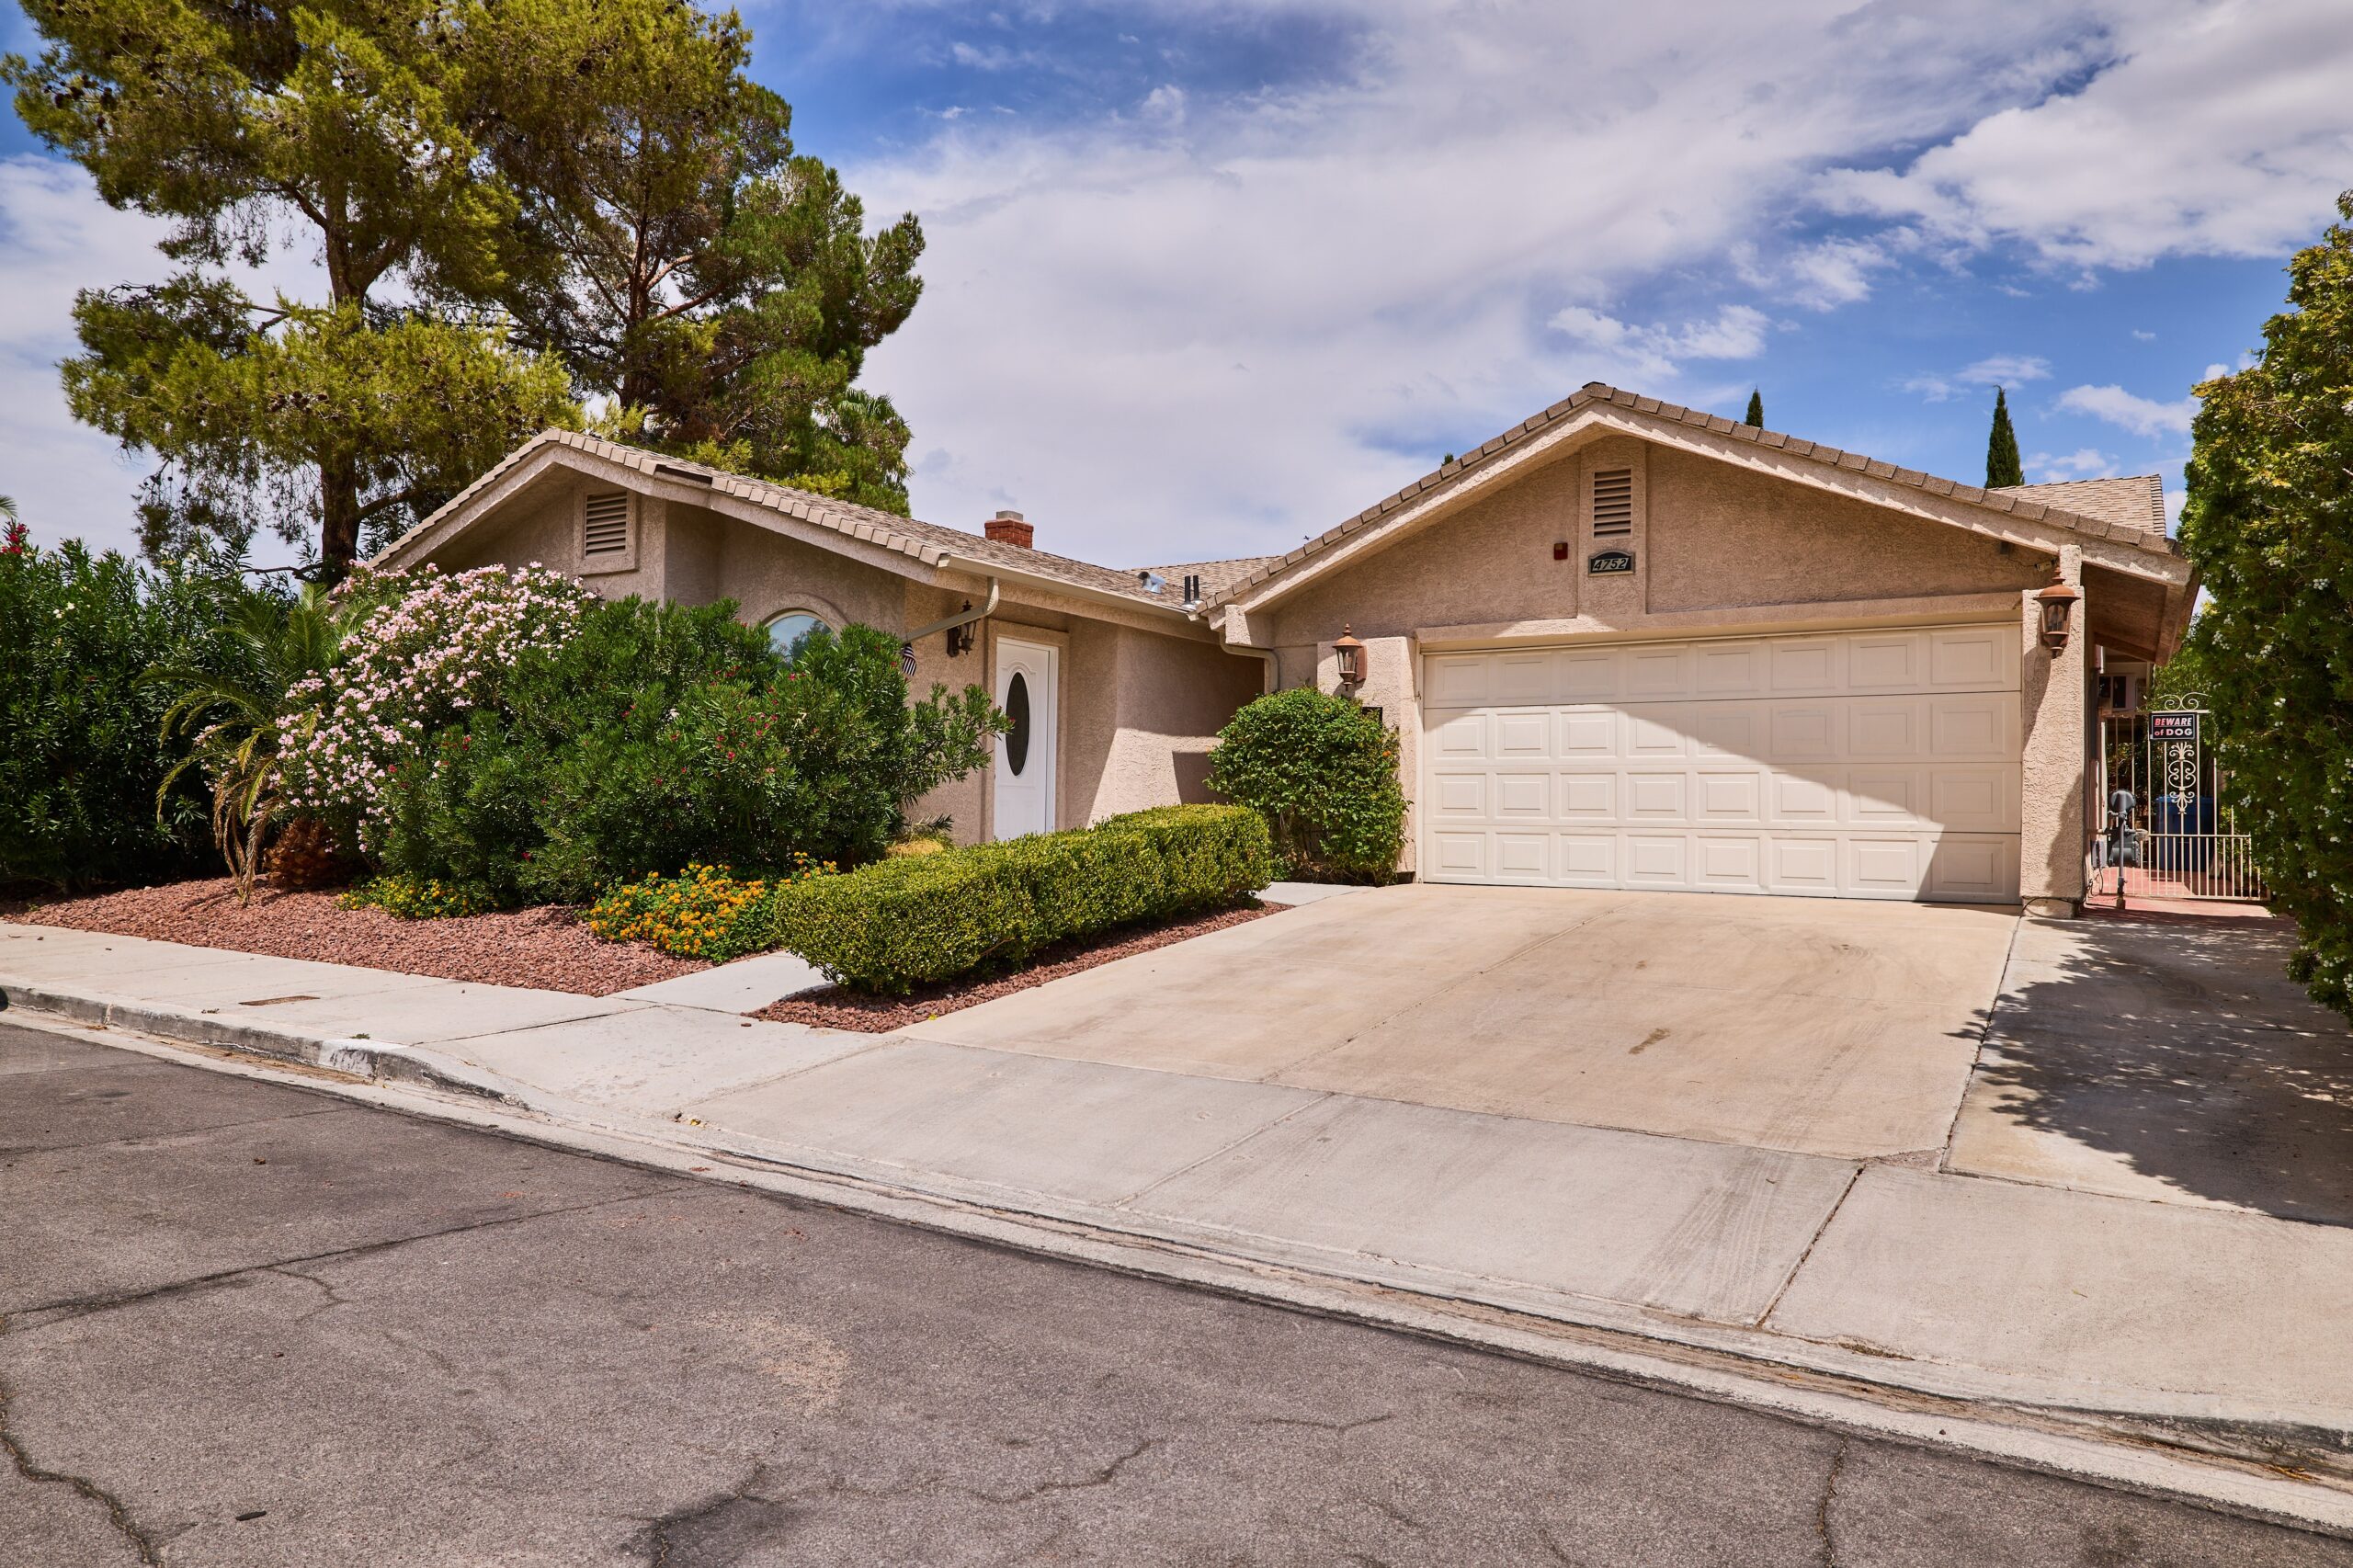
<box><xmin>767</xmin><ymin>804</ymin><xmax>1275</xmax><ymax>994</ymax></box>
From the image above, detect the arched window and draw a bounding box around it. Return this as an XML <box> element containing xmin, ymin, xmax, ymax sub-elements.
<box><xmin>763</xmin><ymin>610</ymin><xmax>830</xmax><ymax>661</ymax></box>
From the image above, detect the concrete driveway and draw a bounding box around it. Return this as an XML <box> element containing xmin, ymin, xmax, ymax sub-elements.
<box><xmin>901</xmin><ymin>883</ymin><xmax>2020</xmax><ymax>1160</ymax></box>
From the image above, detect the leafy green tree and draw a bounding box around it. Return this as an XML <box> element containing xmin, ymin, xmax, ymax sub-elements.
<box><xmin>464</xmin><ymin>0</ymin><xmax>925</xmax><ymax>511</ymax></box>
<box><xmin>2179</xmin><ymin>192</ymin><xmax>2353</xmax><ymax>1018</ymax></box>
<box><xmin>6</xmin><ymin>0</ymin><xmax>577</xmax><ymax>574</ymax></box>
<box><xmin>1985</xmin><ymin>387</ymin><xmax>2024</xmax><ymax>488</ymax></box>
<box><xmin>1745</xmin><ymin>390</ymin><xmax>1764</xmax><ymax>428</ymax></box>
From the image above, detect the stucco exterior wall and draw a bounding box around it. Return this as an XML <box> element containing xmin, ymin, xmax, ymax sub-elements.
<box><xmin>1087</xmin><ymin>629</ymin><xmax>1267</xmax><ymax>822</ymax></box>
<box><xmin>2018</xmin><ymin>545</ymin><xmax>2090</xmax><ymax>915</ymax></box>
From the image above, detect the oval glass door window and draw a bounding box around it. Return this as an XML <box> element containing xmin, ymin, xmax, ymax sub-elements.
<box><xmin>1005</xmin><ymin>671</ymin><xmax>1031</xmax><ymax>775</ymax></box>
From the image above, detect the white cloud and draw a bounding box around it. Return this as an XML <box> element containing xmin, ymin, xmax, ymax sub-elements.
<box><xmin>1903</xmin><ymin>353</ymin><xmax>2048</xmax><ymax>402</ymax></box>
<box><xmin>850</xmin><ymin>2</ymin><xmax>2148</xmax><ymax>560</ymax></box>
<box><xmin>1545</xmin><ymin>303</ymin><xmax>1768</xmax><ymax>383</ymax></box>
<box><xmin>1817</xmin><ymin>0</ymin><xmax>2353</xmax><ymax>271</ymax></box>
<box><xmin>2131</xmin><ymin>328</ymin><xmax>2156</xmax><ymax>341</ymax></box>
<box><xmin>2056</xmin><ymin>383</ymin><xmax>2198</xmax><ymax>437</ymax></box>
<box><xmin>2027</xmin><ymin>447</ymin><xmax>2118</xmax><ymax>481</ymax></box>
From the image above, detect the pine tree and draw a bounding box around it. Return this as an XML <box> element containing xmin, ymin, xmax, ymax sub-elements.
<box><xmin>1744</xmin><ymin>390</ymin><xmax>1764</xmax><ymax>428</ymax></box>
<box><xmin>1985</xmin><ymin>387</ymin><xmax>2025</xmax><ymax>488</ymax></box>
<box><xmin>6</xmin><ymin>0</ymin><xmax>576</xmax><ymax>574</ymax></box>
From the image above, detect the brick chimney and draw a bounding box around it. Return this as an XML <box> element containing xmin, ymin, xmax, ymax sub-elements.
<box><xmin>984</xmin><ymin>509</ymin><xmax>1033</xmax><ymax>549</ymax></box>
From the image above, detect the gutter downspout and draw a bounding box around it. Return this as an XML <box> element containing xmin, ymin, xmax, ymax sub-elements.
<box><xmin>905</xmin><ymin>578</ymin><xmax>1000</xmax><ymax>652</ymax></box>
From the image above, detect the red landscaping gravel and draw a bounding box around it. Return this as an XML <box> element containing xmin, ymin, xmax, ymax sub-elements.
<box><xmin>757</xmin><ymin>902</ymin><xmax>1280</xmax><ymax>1033</ymax></box>
<box><xmin>10</xmin><ymin>877</ymin><xmax>706</xmax><ymax>996</ymax></box>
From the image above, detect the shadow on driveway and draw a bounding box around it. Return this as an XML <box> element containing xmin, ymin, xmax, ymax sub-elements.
<box><xmin>1966</xmin><ymin>912</ymin><xmax>2353</xmax><ymax>1225</ymax></box>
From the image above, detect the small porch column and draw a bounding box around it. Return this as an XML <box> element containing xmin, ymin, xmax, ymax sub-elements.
<box><xmin>2018</xmin><ymin>544</ymin><xmax>2088</xmax><ymax>917</ymax></box>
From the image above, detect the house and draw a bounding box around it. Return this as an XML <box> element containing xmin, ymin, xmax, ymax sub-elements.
<box><xmin>377</xmin><ymin>383</ymin><xmax>2196</xmax><ymax>915</ymax></box>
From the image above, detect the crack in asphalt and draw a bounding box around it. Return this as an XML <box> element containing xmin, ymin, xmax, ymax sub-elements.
<box><xmin>965</xmin><ymin>1437</ymin><xmax>1165</xmax><ymax>1505</ymax></box>
<box><xmin>1816</xmin><ymin>1435</ymin><xmax>1850</xmax><ymax>1568</ymax></box>
<box><xmin>1248</xmin><ymin>1412</ymin><xmax>1396</xmax><ymax>1437</ymax></box>
<box><xmin>5</xmin><ymin>1184</ymin><xmax>683</xmax><ymax>1329</ymax></box>
<box><xmin>0</xmin><ymin>1367</ymin><xmax>163</xmax><ymax>1566</ymax></box>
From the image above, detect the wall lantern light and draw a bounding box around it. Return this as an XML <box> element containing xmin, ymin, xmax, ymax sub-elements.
<box><xmin>1333</xmin><ymin>624</ymin><xmax>1367</xmax><ymax>687</ymax></box>
<box><xmin>2035</xmin><ymin>573</ymin><xmax>2081</xmax><ymax>653</ymax></box>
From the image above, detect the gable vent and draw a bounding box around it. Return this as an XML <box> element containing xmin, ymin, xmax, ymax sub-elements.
<box><xmin>583</xmin><ymin>492</ymin><xmax>631</xmax><ymax>555</ymax></box>
<box><xmin>1591</xmin><ymin>469</ymin><xmax>1634</xmax><ymax>537</ymax></box>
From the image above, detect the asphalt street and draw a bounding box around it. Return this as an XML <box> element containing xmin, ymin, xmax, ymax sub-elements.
<box><xmin>2</xmin><ymin>1017</ymin><xmax>2345</xmax><ymax>1567</ymax></box>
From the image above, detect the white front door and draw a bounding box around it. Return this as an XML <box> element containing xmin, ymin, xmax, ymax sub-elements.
<box><xmin>1420</xmin><ymin>623</ymin><xmax>2023</xmax><ymax>901</ymax></box>
<box><xmin>992</xmin><ymin>637</ymin><xmax>1058</xmax><ymax>840</ymax></box>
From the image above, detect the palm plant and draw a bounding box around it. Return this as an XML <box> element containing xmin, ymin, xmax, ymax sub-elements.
<box><xmin>147</xmin><ymin>585</ymin><xmax>354</xmax><ymax>900</ymax></box>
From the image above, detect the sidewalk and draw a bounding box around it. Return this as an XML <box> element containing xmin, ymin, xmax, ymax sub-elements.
<box><xmin>7</xmin><ymin>913</ymin><xmax>2353</xmax><ymax>1527</ymax></box>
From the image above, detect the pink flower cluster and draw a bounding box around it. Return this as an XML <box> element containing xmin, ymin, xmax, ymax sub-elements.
<box><xmin>281</xmin><ymin>563</ymin><xmax>590</xmax><ymax>849</ymax></box>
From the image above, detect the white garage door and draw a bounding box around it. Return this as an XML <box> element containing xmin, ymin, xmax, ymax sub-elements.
<box><xmin>1421</xmin><ymin>624</ymin><xmax>2021</xmax><ymax>901</ymax></box>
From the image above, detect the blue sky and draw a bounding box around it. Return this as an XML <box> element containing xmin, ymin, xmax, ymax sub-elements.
<box><xmin>5</xmin><ymin>0</ymin><xmax>2348</xmax><ymax>566</ymax></box>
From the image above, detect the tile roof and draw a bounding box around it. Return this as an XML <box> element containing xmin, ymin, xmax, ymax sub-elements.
<box><xmin>381</xmin><ymin>429</ymin><xmax>1186</xmax><ymax>610</ymax></box>
<box><xmin>1994</xmin><ymin>475</ymin><xmax>2167</xmax><ymax>538</ymax></box>
<box><xmin>1206</xmin><ymin>382</ymin><xmax>2185</xmax><ymax>608</ymax></box>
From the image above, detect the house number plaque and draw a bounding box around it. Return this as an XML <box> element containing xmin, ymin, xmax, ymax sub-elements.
<box><xmin>1587</xmin><ymin>550</ymin><xmax>1635</xmax><ymax>575</ymax></box>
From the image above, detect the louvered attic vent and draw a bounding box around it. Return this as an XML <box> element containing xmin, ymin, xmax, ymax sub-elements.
<box><xmin>1591</xmin><ymin>469</ymin><xmax>1634</xmax><ymax>537</ymax></box>
<box><xmin>583</xmin><ymin>492</ymin><xmax>631</xmax><ymax>555</ymax></box>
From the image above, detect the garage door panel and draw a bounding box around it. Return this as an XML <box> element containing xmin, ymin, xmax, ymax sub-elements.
<box><xmin>1420</xmin><ymin>627</ymin><xmax>2018</xmax><ymax>903</ymax></box>
<box><xmin>1432</xmin><ymin>710</ymin><xmax>1488</xmax><ymax>759</ymax></box>
<box><xmin>1494</xmin><ymin>771</ymin><xmax>1552</xmax><ymax>818</ymax></box>
<box><xmin>1694</xmin><ymin>642</ymin><xmax>1768</xmax><ymax>698</ymax></box>
<box><xmin>1928</xmin><ymin>626</ymin><xmax>2016</xmax><ymax>690</ymax></box>
<box><xmin>1622</xmin><ymin>835</ymin><xmax>1690</xmax><ymax>887</ymax></box>
<box><xmin>1557</xmin><ymin>771</ymin><xmax>1617</xmax><ymax>820</ymax></box>
<box><xmin>1556</xmin><ymin>710</ymin><xmax>1616</xmax><ymax>756</ymax></box>
<box><xmin>1495</xmin><ymin>710</ymin><xmax>1551</xmax><ymax>757</ymax></box>
<box><xmin>1624</xmin><ymin>711</ymin><xmax>1688</xmax><ymax>758</ymax></box>
<box><xmin>1624</xmin><ymin>770</ymin><xmax>1688</xmax><ymax>822</ymax></box>
<box><xmin>1694</xmin><ymin>834</ymin><xmax>1764</xmax><ymax>890</ymax></box>
<box><xmin>1768</xmin><ymin>703</ymin><xmax>1840</xmax><ymax>763</ymax></box>
<box><xmin>1693</xmin><ymin>769</ymin><xmax>1765</xmax><ymax>823</ymax></box>
<box><xmin>1849</xmin><ymin>699</ymin><xmax>1924</xmax><ymax>759</ymax></box>
<box><xmin>1557</xmin><ymin>650</ymin><xmax>1618</xmax><ymax>701</ymax></box>
<box><xmin>1847</xmin><ymin>631</ymin><xmax>1925</xmax><ymax>692</ymax></box>
<box><xmin>1768</xmin><ymin>638</ymin><xmax>1843</xmax><ymax>694</ymax></box>
<box><xmin>1556</xmin><ymin>834</ymin><xmax>1619</xmax><ymax>886</ymax></box>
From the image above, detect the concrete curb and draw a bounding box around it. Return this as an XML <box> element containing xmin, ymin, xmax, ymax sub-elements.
<box><xmin>9</xmin><ymin>982</ymin><xmax>2353</xmax><ymax>1536</ymax></box>
<box><xmin>0</xmin><ymin>980</ymin><xmax>529</xmax><ymax>1106</ymax></box>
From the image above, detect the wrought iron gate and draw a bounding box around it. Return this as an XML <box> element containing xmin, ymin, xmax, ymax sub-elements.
<box><xmin>2093</xmin><ymin>696</ymin><xmax>2266</xmax><ymax>903</ymax></box>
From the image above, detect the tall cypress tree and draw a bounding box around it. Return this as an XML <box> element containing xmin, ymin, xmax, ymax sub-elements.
<box><xmin>1744</xmin><ymin>390</ymin><xmax>1764</xmax><ymax>428</ymax></box>
<box><xmin>1985</xmin><ymin>387</ymin><xmax>2025</xmax><ymax>488</ymax></box>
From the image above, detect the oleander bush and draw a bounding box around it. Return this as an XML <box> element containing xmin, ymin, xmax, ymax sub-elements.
<box><xmin>585</xmin><ymin>857</ymin><xmax>831</xmax><ymax>962</ymax></box>
<box><xmin>1205</xmin><ymin>687</ymin><xmax>1404</xmax><ymax>882</ymax></box>
<box><xmin>0</xmin><ymin>535</ymin><xmax>248</xmax><ymax>890</ymax></box>
<box><xmin>768</xmin><ymin>804</ymin><xmax>1275</xmax><ymax>993</ymax></box>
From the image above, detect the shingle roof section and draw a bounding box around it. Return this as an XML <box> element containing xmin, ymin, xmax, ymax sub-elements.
<box><xmin>1205</xmin><ymin>382</ymin><xmax>2183</xmax><ymax>608</ymax></box>
<box><xmin>1994</xmin><ymin>475</ymin><xmax>2167</xmax><ymax>538</ymax></box>
<box><xmin>1133</xmin><ymin>557</ymin><xmax>1281</xmax><ymax>602</ymax></box>
<box><xmin>383</xmin><ymin>429</ymin><xmax>1184</xmax><ymax>608</ymax></box>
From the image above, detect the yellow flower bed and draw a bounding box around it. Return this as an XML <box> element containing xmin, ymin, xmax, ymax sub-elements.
<box><xmin>584</xmin><ymin>857</ymin><xmax>829</xmax><ymax>961</ymax></box>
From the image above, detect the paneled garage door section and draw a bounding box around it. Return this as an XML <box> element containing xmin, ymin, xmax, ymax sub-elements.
<box><xmin>1422</xmin><ymin>625</ymin><xmax>2021</xmax><ymax>901</ymax></box>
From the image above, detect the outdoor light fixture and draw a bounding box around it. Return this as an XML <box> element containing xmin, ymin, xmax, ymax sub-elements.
<box><xmin>1333</xmin><ymin>624</ymin><xmax>1367</xmax><ymax>687</ymax></box>
<box><xmin>2035</xmin><ymin>571</ymin><xmax>2081</xmax><ymax>653</ymax></box>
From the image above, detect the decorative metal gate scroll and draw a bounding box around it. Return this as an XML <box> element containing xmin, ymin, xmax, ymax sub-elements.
<box><xmin>2093</xmin><ymin>694</ymin><xmax>2266</xmax><ymax>903</ymax></box>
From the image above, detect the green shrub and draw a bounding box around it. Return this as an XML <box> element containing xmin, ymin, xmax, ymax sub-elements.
<box><xmin>1205</xmin><ymin>687</ymin><xmax>1404</xmax><ymax>882</ymax></box>
<box><xmin>0</xmin><ymin>538</ymin><xmax>248</xmax><ymax>890</ymax></box>
<box><xmin>339</xmin><ymin>873</ymin><xmax>506</xmax><ymax>919</ymax></box>
<box><xmin>767</xmin><ymin>803</ymin><xmax>1274</xmax><ymax>993</ymax></box>
<box><xmin>358</xmin><ymin>599</ymin><xmax>1003</xmax><ymax>902</ymax></box>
